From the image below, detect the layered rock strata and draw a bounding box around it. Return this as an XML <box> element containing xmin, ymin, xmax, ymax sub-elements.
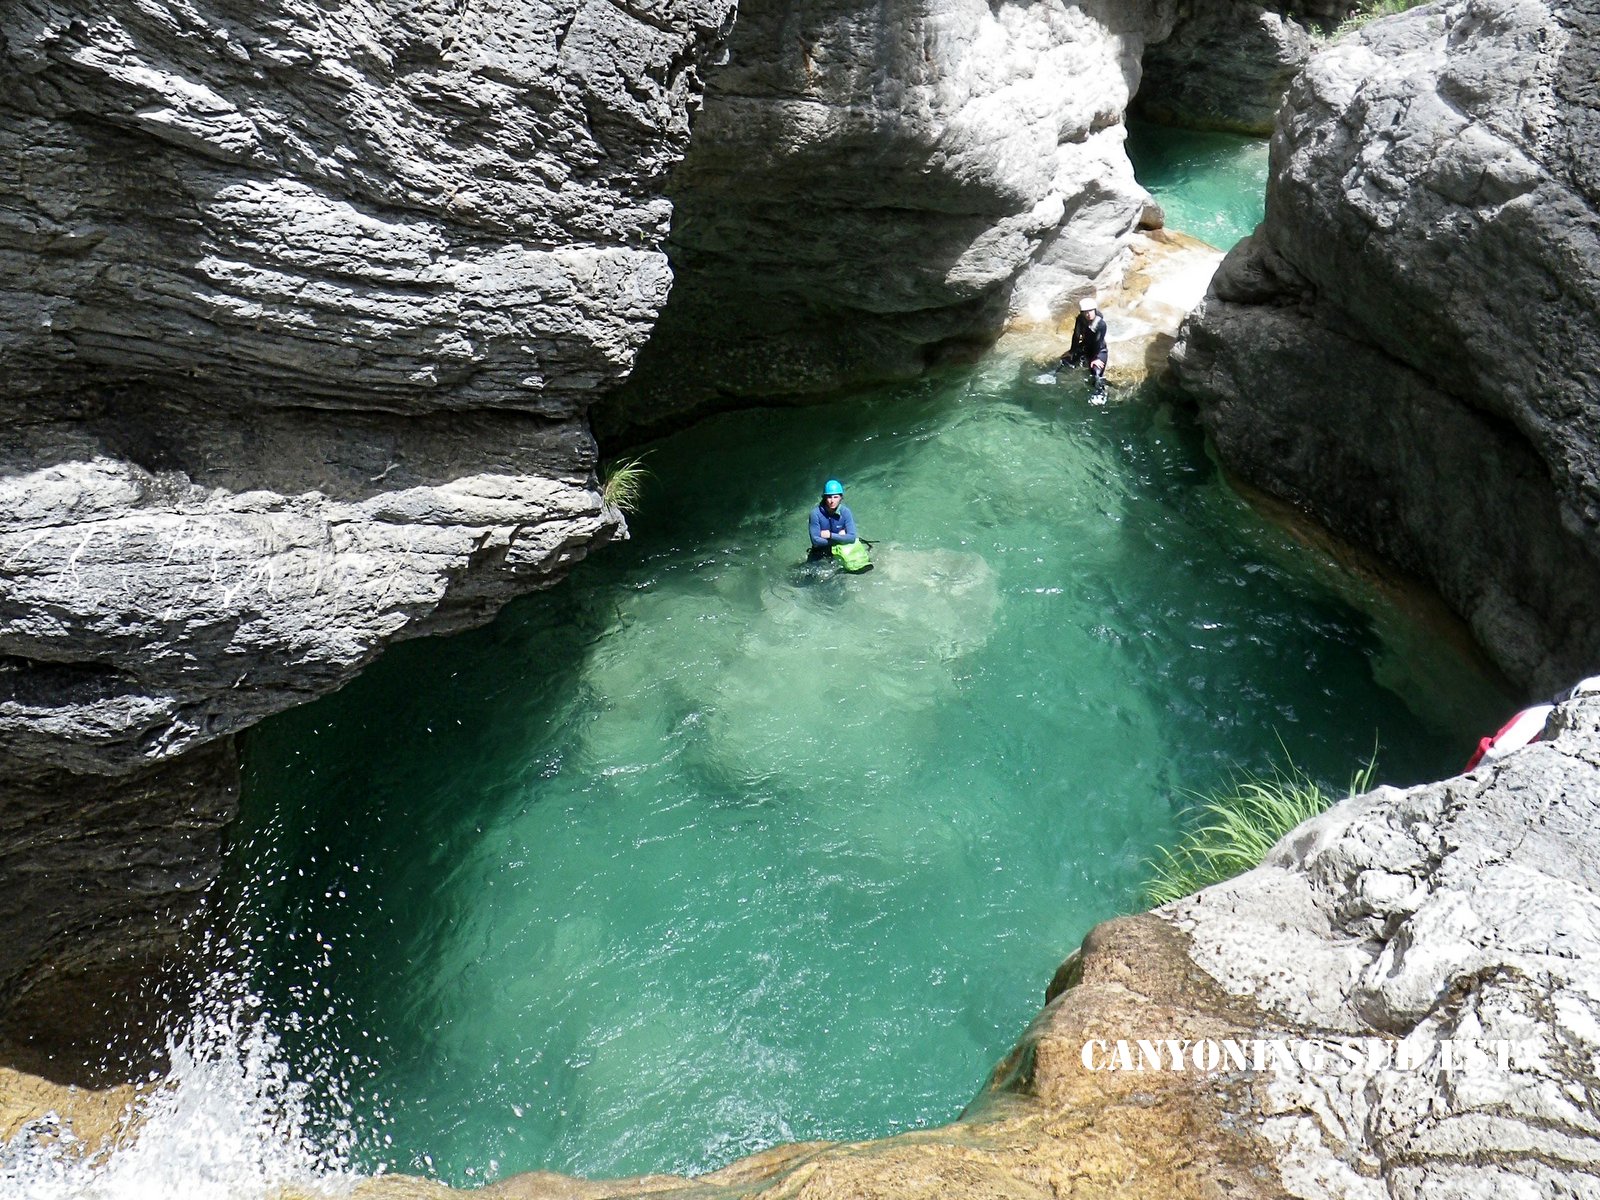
<box><xmin>1172</xmin><ymin>0</ymin><xmax>1600</xmax><ymax>694</ymax></box>
<box><xmin>0</xmin><ymin>0</ymin><xmax>734</xmax><ymax>1071</ymax></box>
<box><xmin>595</xmin><ymin>0</ymin><xmax>1183</xmax><ymax>438</ymax></box>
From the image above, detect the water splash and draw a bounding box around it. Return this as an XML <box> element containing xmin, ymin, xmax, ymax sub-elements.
<box><xmin>1</xmin><ymin>992</ymin><xmax>360</xmax><ymax>1200</ymax></box>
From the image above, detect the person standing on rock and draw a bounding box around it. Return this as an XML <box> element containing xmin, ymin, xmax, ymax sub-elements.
<box><xmin>1059</xmin><ymin>296</ymin><xmax>1109</xmax><ymax>398</ymax></box>
<box><xmin>808</xmin><ymin>479</ymin><xmax>857</xmax><ymax>561</ymax></box>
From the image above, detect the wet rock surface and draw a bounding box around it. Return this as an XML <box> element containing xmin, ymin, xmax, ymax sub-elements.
<box><xmin>1172</xmin><ymin>0</ymin><xmax>1600</xmax><ymax>693</ymax></box>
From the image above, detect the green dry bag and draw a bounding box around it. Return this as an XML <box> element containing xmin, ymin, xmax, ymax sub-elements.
<box><xmin>832</xmin><ymin>540</ymin><xmax>871</xmax><ymax>572</ymax></box>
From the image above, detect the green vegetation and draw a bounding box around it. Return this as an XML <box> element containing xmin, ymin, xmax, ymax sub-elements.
<box><xmin>600</xmin><ymin>454</ymin><xmax>651</xmax><ymax>514</ymax></box>
<box><xmin>1143</xmin><ymin>754</ymin><xmax>1376</xmax><ymax>907</ymax></box>
<box><xmin>1329</xmin><ymin>0</ymin><xmax>1434</xmax><ymax>38</ymax></box>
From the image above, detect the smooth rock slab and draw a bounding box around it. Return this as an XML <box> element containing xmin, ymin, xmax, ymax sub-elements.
<box><xmin>1174</xmin><ymin>690</ymin><xmax>1600</xmax><ymax>1197</ymax></box>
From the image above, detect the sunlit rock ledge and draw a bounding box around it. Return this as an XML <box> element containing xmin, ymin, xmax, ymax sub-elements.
<box><xmin>1002</xmin><ymin>228</ymin><xmax>1227</xmax><ymax>389</ymax></box>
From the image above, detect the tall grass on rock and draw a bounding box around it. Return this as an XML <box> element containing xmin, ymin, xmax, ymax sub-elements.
<box><xmin>1143</xmin><ymin>756</ymin><xmax>1376</xmax><ymax>907</ymax></box>
<box><xmin>600</xmin><ymin>455</ymin><xmax>651</xmax><ymax>515</ymax></box>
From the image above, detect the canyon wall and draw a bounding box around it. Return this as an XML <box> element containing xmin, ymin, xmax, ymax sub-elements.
<box><xmin>1137</xmin><ymin>1</ymin><xmax>1324</xmax><ymax>134</ymax></box>
<box><xmin>595</xmin><ymin>0</ymin><xmax>1182</xmax><ymax>437</ymax></box>
<box><xmin>0</xmin><ymin>0</ymin><xmax>735</xmax><ymax>1074</ymax></box>
<box><xmin>1172</xmin><ymin>0</ymin><xmax>1600</xmax><ymax>694</ymax></box>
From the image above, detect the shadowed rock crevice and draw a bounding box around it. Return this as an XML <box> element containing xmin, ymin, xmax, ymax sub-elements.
<box><xmin>0</xmin><ymin>739</ymin><xmax>238</xmax><ymax>1086</ymax></box>
<box><xmin>1134</xmin><ymin>2</ymin><xmax>1369</xmax><ymax>135</ymax></box>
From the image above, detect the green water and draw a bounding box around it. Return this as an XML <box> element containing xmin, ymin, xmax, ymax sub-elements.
<box><xmin>1126</xmin><ymin>122</ymin><xmax>1270</xmax><ymax>250</ymax></box>
<box><xmin>231</xmin><ymin>364</ymin><xmax>1508</xmax><ymax>1187</ymax></box>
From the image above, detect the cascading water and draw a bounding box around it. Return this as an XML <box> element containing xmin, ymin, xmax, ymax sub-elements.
<box><xmin>1</xmin><ymin>984</ymin><xmax>358</xmax><ymax>1200</ymax></box>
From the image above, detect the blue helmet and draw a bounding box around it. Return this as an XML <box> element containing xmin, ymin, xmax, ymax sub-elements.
<box><xmin>824</xmin><ymin>479</ymin><xmax>844</xmax><ymax>496</ymax></box>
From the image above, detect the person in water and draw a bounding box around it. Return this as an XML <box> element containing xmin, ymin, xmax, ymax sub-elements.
<box><xmin>1059</xmin><ymin>296</ymin><xmax>1109</xmax><ymax>397</ymax></box>
<box><xmin>808</xmin><ymin>479</ymin><xmax>857</xmax><ymax>560</ymax></box>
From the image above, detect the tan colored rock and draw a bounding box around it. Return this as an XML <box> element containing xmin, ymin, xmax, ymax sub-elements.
<box><xmin>343</xmin><ymin>916</ymin><xmax>1288</xmax><ymax>1200</ymax></box>
<box><xmin>0</xmin><ymin>1065</ymin><xmax>138</xmax><ymax>1153</ymax></box>
<box><xmin>1003</xmin><ymin>228</ymin><xmax>1224</xmax><ymax>390</ymax></box>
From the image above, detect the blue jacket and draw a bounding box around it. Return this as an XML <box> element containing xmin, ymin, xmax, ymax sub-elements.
<box><xmin>809</xmin><ymin>501</ymin><xmax>856</xmax><ymax>548</ymax></box>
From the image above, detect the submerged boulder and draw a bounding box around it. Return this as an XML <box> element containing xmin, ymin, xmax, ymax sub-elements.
<box><xmin>1172</xmin><ymin>0</ymin><xmax>1600</xmax><ymax>693</ymax></box>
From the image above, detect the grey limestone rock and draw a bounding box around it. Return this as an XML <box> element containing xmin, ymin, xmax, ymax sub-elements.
<box><xmin>2</xmin><ymin>0</ymin><xmax>734</xmax><ymax>414</ymax></box>
<box><xmin>1170</xmin><ymin>688</ymin><xmax>1600</xmax><ymax>1198</ymax></box>
<box><xmin>0</xmin><ymin>0</ymin><xmax>734</xmax><ymax>1067</ymax></box>
<box><xmin>595</xmin><ymin>0</ymin><xmax>1182</xmax><ymax>437</ymax></box>
<box><xmin>0</xmin><ymin>740</ymin><xmax>238</xmax><ymax>1083</ymax></box>
<box><xmin>1172</xmin><ymin>0</ymin><xmax>1600</xmax><ymax>693</ymax></box>
<box><xmin>1138</xmin><ymin>1</ymin><xmax>1324</xmax><ymax>135</ymax></box>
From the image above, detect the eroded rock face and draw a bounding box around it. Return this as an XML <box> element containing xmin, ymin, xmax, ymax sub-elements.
<box><xmin>595</xmin><ymin>0</ymin><xmax>1181</xmax><ymax>438</ymax></box>
<box><xmin>2</xmin><ymin>0</ymin><xmax>732</xmax><ymax>413</ymax></box>
<box><xmin>1137</xmin><ymin>1</ymin><xmax>1324</xmax><ymax>135</ymax></box>
<box><xmin>0</xmin><ymin>0</ymin><xmax>734</xmax><ymax>1068</ymax></box>
<box><xmin>1171</xmin><ymin>0</ymin><xmax>1600</xmax><ymax>692</ymax></box>
<box><xmin>1173</xmin><ymin>690</ymin><xmax>1600</xmax><ymax>1197</ymax></box>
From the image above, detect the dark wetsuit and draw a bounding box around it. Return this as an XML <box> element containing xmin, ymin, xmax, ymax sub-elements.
<box><xmin>1061</xmin><ymin>311</ymin><xmax>1108</xmax><ymax>390</ymax></box>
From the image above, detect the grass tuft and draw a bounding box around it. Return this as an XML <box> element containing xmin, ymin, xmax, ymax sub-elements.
<box><xmin>1324</xmin><ymin>0</ymin><xmax>1433</xmax><ymax>39</ymax></box>
<box><xmin>600</xmin><ymin>455</ymin><xmax>651</xmax><ymax>515</ymax></box>
<box><xmin>1143</xmin><ymin>753</ymin><xmax>1376</xmax><ymax>908</ymax></box>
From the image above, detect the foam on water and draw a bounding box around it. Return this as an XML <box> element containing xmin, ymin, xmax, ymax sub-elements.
<box><xmin>1</xmin><ymin>990</ymin><xmax>357</xmax><ymax>1200</ymax></box>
